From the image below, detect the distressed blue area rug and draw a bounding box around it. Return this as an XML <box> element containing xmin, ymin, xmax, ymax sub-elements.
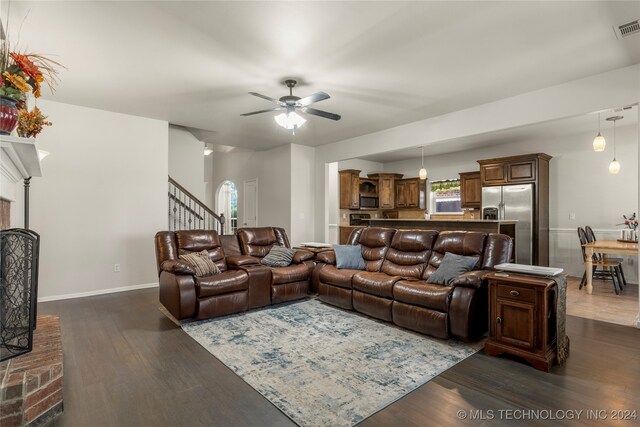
<box><xmin>181</xmin><ymin>299</ymin><xmax>482</xmax><ymax>427</ymax></box>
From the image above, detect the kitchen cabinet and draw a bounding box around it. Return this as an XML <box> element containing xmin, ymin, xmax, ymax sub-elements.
<box><xmin>368</xmin><ymin>173</ymin><xmax>403</xmax><ymax>209</ymax></box>
<box><xmin>459</xmin><ymin>171</ymin><xmax>481</xmax><ymax>209</ymax></box>
<box><xmin>395</xmin><ymin>178</ymin><xmax>426</xmax><ymax>209</ymax></box>
<box><xmin>484</xmin><ymin>273</ymin><xmax>559</xmax><ymax>372</ymax></box>
<box><xmin>478</xmin><ymin>154</ymin><xmax>550</xmax><ymax>187</ymax></box>
<box><xmin>339</xmin><ymin>169</ymin><xmax>361</xmax><ymax>209</ymax></box>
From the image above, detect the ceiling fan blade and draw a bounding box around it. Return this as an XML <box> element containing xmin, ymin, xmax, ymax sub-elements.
<box><xmin>240</xmin><ymin>107</ymin><xmax>284</xmax><ymax>116</ymax></box>
<box><xmin>296</xmin><ymin>92</ymin><xmax>330</xmax><ymax>107</ymax></box>
<box><xmin>248</xmin><ymin>92</ymin><xmax>285</xmax><ymax>106</ymax></box>
<box><xmin>301</xmin><ymin>107</ymin><xmax>341</xmax><ymax>121</ymax></box>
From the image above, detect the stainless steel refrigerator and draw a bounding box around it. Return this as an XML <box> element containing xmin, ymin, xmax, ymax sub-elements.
<box><xmin>482</xmin><ymin>184</ymin><xmax>534</xmax><ymax>265</ymax></box>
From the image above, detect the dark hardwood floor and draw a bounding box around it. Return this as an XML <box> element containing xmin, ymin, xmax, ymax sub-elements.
<box><xmin>40</xmin><ymin>288</ymin><xmax>640</xmax><ymax>427</ymax></box>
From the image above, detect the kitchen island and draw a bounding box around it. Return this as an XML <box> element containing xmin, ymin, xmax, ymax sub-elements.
<box><xmin>365</xmin><ymin>219</ymin><xmax>516</xmax><ymax>258</ymax></box>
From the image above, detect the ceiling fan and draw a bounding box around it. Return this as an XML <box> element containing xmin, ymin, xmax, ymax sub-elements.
<box><xmin>241</xmin><ymin>79</ymin><xmax>341</xmax><ymax>133</ymax></box>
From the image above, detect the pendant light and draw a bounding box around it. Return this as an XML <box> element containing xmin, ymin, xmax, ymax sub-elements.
<box><xmin>592</xmin><ymin>112</ymin><xmax>606</xmax><ymax>152</ymax></box>
<box><xmin>418</xmin><ymin>145</ymin><xmax>427</xmax><ymax>180</ymax></box>
<box><xmin>204</xmin><ymin>143</ymin><xmax>213</xmax><ymax>156</ymax></box>
<box><xmin>606</xmin><ymin>115</ymin><xmax>623</xmax><ymax>174</ymax></box>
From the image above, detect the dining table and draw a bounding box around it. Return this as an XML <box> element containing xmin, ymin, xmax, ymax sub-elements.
<box><xmin>583</xmin><ymin>239</ymin><xmax>639</xmax><ymax>294</ymax></box>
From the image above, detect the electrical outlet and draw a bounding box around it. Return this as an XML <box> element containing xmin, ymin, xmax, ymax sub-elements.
<box><xmin>569</xmin><ymin>213</ymin><xmax>576</xmax><ymax>220</ymax></box>
<box><xmin>114</xmin><ymin>264</ymin><xmax>120</xmax><ymax>272</ymax></box>
<box><xmin>342</xmin><ymin>213</ymin><xmax>347</xmax><ymax>219</ymax></box>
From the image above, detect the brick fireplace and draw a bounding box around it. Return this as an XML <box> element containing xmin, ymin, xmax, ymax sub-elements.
<box><xmin>0</xmin><ymin>316</ymin><xmax>64</xmax><ymax>426</ymax></box>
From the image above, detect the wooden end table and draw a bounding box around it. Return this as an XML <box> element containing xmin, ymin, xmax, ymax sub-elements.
<box><xmin>484</xmin><ymin>272</ymin><xmax>558</xmax><ymax>372</ymax></box>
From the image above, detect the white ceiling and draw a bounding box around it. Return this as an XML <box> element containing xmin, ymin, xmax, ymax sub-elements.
<box><xmin>359</xmin><ymin>106</ymin><xmax>639</xmax><ymax>163</ymax></box>
<box><xmin>8</xmin><ymin>1</ymin><xmax>640</xmax><ymax>151</ymax></box>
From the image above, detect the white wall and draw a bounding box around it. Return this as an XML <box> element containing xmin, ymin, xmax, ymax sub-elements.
<box><xmin>204</xmin><ymin>153</ymin><xmax>215</xmax><ymax>210</ymax></box>
<box><xmin>32</xmin><ymin>100</ymin><xmax>168</xmax><ymax>300</ymax></box>
<box><xmin>290</xmin><ymin>144</ymin><xmax>315</xmax><ymax>245</ymax></box>
<box><xmin>168</xmin><ymin>125</ymin><xmax>205</xmax><ymax>200</ymax></box>
<box><xmin>210</xmin><ymin>145</ymin><xmax>291</xmax><ymax>234</ymax></box>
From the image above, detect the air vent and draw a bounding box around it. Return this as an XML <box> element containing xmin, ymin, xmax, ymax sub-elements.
<box><xmin>614</xmin><ymin>19</ymin><xmax>640</xmax><ymax>39</ymax></box>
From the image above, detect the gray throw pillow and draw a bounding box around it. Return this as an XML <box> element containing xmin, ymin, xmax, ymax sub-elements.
<box><xmin>426</xmin><ymin>252</ymin><xmax>479</xmax><ymax>285</ymax></box>
<box><xmin>179</xmin><ymin>250</ymin><xmax>221</xmax><ymax>277</ymax></box>
<box><xmin>261</xmin><ymin>246</ymin><xmax>297</xmax><ymax>267</ymax></box>
<box><xmin>333</xmin><ymin>244</ymin><xmax>366</xmax><ymax>270</ymax></box>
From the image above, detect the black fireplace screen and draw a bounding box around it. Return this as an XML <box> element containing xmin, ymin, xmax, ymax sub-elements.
<box><xmin>1</xmin><ymin>228</ymin><xmax>40</xmax><ymax>361</ymax></box>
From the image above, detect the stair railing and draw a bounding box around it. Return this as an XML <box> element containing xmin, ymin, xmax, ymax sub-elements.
<box><xmin>168</xmin><ymin>176</ymin><xmax>225</xmax><ymax>234</ymax></box>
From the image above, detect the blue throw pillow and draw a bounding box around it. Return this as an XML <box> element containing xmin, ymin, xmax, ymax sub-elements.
<box><xmin>333</xmin><ymin>245</ymin><xmax>366</xmax><ymax>270</ymax></box>
<box><xmin>426</xmin><ymin>252</ymin><xmax>480</xmax><ymax>285</ymax></box>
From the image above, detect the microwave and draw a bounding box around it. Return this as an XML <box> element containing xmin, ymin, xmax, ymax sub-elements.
<box><xmin>359</xmin><ymin>195</ymin><xmax>378</xmax><ymax>209</ymax></box>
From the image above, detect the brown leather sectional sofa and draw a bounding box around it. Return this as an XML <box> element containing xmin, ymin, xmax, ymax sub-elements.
<box><xmin>154</xmin><ymin>227</ymin><xmax>314</xmax><ymax>321</ymax></box>
<box><xmin>154</xmin><ymin>225</ymin><xmax>511</xmax><ymax>343</ymax></box>
<box><xmin>314</xmin><ymin>227</ymin><xmax>512</xmax><ymax>342</ymax></box>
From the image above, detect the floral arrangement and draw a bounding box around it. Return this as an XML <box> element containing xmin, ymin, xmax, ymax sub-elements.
<box><xmin>0</xmin><ymin>50</ymin><xmax>61</xmax><ymax>102</ymax></box>
<box><xmin>17</xmin><ymin>106</ymin><xmax>51</xmax><ymax>138</ymax></box>
<box><xmin>1</xmin><ymin>23</ymin><xmax>63</xmax><ymax>138</ymax></box>
<box><xmin>617</xmin><ymin>213</ymin><xmax>638</xmax><ymax>230</ymax></box>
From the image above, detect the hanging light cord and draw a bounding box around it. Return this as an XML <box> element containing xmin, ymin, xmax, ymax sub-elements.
<box><xmin>421</xmin><ymin>145</ymin><xmax>424</xmax><ymax>168</ymax></box>
<box><xmin>613</xmin><ymin>119</ymin><xmax>616</xmax><ymax>158</ymax></box>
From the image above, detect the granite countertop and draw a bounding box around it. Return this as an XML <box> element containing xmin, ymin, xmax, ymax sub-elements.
<box><xmin>365</xmin><ymin>218</ymin><xmax>518</xmax><ymax>224</ymax></box>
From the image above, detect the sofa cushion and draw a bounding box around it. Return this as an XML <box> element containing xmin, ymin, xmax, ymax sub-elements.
<box><xmin>195</xmin><ymin>270</ymin><xmax>248</xmax><ymax>298</ymax></box>
<box><xmin>334</xmin><ymin>245</ymin><xmax>366</xmax><ymax>270</ymax></box>
<box><xmin>161</xmin><ymin>259</ymin><xmax>195</xmax><ymax>275</ymax></box>
<box><xmin>176</xmin><ymin>230</ymin><xmax>227</xmax><ymax>271</ymax></box>
<box><xmin>318</xmin><ymin>264</ymin><xmax>359</xmax><ymax>289</ymax></box>
<box><xmin>358</xmin><ymin>227</ymin><xmax>396</xmax><ymax>272</ymax></box>
<box><xmin>261</xmin><ymin>246</ymin><xmax>296</xmax><ymax>267</ymax></box>
<box><xmin>180</xmin><ymin>250</ymin><xmax>221</xmax><ymax>277</ymax></box>
<box><xmin>481</xmin><ymin>233</ymin><xmax>513</xmax><ymax>269</ymax></box>
<box><xmin>237</xmin><ymin>228</ymin><xmax>278</xmax><ymax>258</ymax></box>
<box><xmin>393</xmin><ymin>280</ymin><xmax>453</xmax><ymax>312</ymax></box>
<box><xmin>381</xmin><ymin>230</ymin><xmax>437</xmax><ymax>279</ymax></box>
<box><xmin>426</xmin><ymin>252</ymin><xmax>479</xmax><ymax>285</ymax></box>
<box><xmin>352</xmin><ymin>271</ymin><xmax>401</xmax><ymax>298</ymax></box>
<box><xmin>316</xmin><ymin>250</ymin><xmax>336</xmax><ymax>264</ymax></box>
<box><xmin>271</xmin><ymin>263</ymin><xmax>310</xmax><ymax>285</ymax></box>
<box><xmin>423</xmin><ymin>231</ymin><xmax>486</xmax><ymax>279</ymax></box>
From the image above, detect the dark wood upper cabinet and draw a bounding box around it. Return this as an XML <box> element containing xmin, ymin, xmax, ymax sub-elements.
<box><xmin>478</xmin><ymin>153</ymin><xmax>550</xmax><ymax>186</ymax></box>
<box><xmin>395</xmin><ymin>178</ymin><xmax>426</xmax><ymax>209</ymax></box>
<box><xmin>368</xmin><ymin>173</ymin><xmax>403</xmax><ymax>209</ymax></box>
<box><xmin>459</xmin><ymin>171</ymin><xmax>481</xmax><ymax>209</ymax></box>
<box><xmin>339</xmin><ymin>169</ymin><xmax>361</xmax><ymax>209</ymax></box>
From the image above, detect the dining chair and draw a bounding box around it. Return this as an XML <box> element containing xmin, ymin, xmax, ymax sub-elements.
<box><xmin>584</xmin><ymin>225</ymin><xmax>626</xmax><ymax>290</ymax></box>
<box><xmin>577</xmin><ymin>227</ymin><xmax>622</xmax><ymax>295</ymax></box>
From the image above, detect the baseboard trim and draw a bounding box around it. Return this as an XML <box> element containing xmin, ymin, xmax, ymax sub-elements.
<box><xmin>38</xmin><ymin>282</ymin><xmax>159</xmax><ymax>302</ymax></box>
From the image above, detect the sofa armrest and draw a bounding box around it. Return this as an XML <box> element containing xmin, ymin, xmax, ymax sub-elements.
<box><xmin>448</xmin><ymin>270</ymin><xmax>491</xmax><ymax>289</ymax></box>
<box><xmin>315</xmin><ymin>250</ymin><xmax>336</xmax><ymax>265</ymax></box>
<box><xmin>161</xmin><ymin>260</ymin><xmax>195</xmax><ymax>275</ymax></box>
<box><xmin>226</xmin><ymin>255</ymin><xmax>260</xmax><ymax>268</ymax></box>
<box><xmin>293</xmin><ymin>250</ymin><xmax>314</xmax><ymax>264</ymax></box>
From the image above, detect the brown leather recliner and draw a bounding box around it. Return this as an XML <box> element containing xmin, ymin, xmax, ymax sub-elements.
<box><xmin>155</xmin><ymin>230</ymin><xmax>249</xmax><ymax>320</ymax></box>
<box><xmin>236</xmin><ymin>227</ymin><xmax>314</xmax><ymax>304</ymax></box>
<box><xmin>315</xmin><ymin>228</ymin><xmax>513</xmax><ymax>342</ymax></box>
<box><xmin>317</xmin><ymin>227</ymin><xmax>396</xmax><ymax>310</ymax></box>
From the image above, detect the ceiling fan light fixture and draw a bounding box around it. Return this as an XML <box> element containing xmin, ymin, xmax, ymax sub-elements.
<box><xmin>274</xmin><ymin>111</ymin><xmax>306</xmax><ymax>130</ymax></box>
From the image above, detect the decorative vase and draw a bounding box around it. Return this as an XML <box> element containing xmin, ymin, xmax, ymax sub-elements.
<box><xmin>0</xmin><ymin>96</ymin><xmax>19</xmax><ymax>136</ymax></box>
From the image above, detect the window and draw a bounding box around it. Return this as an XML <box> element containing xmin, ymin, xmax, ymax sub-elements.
<box><xmin>430</xmin><ymin>179</ymin><xmax>462</xmax><ymax>213</ymax></box>
<box><xmin>217</xmin><ymin>180</ymin><xmax>238</xmax><ymax>234</ymax></box>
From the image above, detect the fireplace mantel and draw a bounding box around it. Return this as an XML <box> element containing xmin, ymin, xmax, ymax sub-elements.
<box><xmin>1</xmin><ymin>135</ymin><xmax>44</xmax><ymax>228</ymax></box>
<box><xmin>1</xmin><ymin>135</ymin><xmax>43</xmax><ymax>181</ymax></box>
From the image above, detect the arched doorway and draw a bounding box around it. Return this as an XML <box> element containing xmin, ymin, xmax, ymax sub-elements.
<box><xmin>216</xmin><ymin>180</ymin><xmax>238</xmax><ymax>234</ymax></box>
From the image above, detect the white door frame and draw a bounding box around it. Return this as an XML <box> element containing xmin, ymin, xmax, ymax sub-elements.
<box><xmin>243</xmin><ymin>178</ymin><xmax>258</xmax><ymax>227</ymax></box>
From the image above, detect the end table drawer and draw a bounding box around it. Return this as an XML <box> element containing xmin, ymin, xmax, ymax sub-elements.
<box><xmin>496</xmin><ymin>284</ymin><xmax>535</xmax><ymax>303</ymax></box>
